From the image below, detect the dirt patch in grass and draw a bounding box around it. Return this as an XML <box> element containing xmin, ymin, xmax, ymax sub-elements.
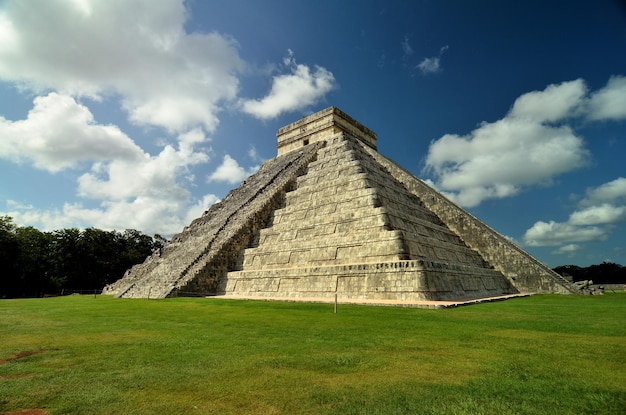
<box><xmin>0</xmin><ymin>350</ymin><xmax>48</xmax><ymax>415</ymax></box>
<box><xmin>0</xmin><ymin>350</ymin><xmax>46</xmax><ymax>380</ymax></box>
<box><xmin>0</xmin><ymin>350</ymin><xmax>46</xmax><ymax>365</ymax></box>
<box><xmin>0</xmin><ymin>373</ymin><xmax>35</xmax><ymax>380</ymax></box>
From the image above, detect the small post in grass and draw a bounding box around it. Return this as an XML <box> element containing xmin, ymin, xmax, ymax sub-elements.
<box><xmin>334</xmin><ymin>293</ymin><xmax>338</xmax><ymax>314</ymax></box>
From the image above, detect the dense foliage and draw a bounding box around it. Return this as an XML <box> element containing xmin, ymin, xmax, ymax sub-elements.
<box><xmin>553</xmin><ymin>262</ymin><xmax>626</xmax><ymax>285</ymax></box>
<box><xmin>0</xmin><ymin>216</ymin><xmax>165</xmax><ymax>298</ymax></box>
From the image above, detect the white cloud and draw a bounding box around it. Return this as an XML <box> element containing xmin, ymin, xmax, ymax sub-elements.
<box><xmin>77</xmin><ymin>141</ymin><xmax>208</xmax><ymax>201</ymax></box>
<box><xmin>60</xmin><ymin>190</ymin><xmax>218</xmax><ymax>237</ymax></box>
<box><xmin>426</xmin><ymin>78</ymin><xmax>626</xmax><ymax>209</ymax></box>
<box><xmin>70</xmin><ymin>126</ymin><xmax>214</xmax><ymax>235</ymax></box>
<box><xmin>424</xmin><ymin>79</ymin><xmax>608</xmax><ymax>207</ymax></box>
<box><xmin>6</xmin><ymin>190</ymin><xmax>220</xmax><ymax>238</ymax></box>
<box><xmin>64</xmin><ymin>198</ymin><xmax>190</xmax><ymax>236</ymax></box>
<box><xmin>417</xmin><ymin>45</ymin><xmax>448</xmax><ymax>75</ymax></box>
<box><xmin>568</xmin><ymin>204</ymin><xmax>626</xmax><ymax>226</ymax></box>
<box><xmin>240</xmin><ymin>51</ymin><xmax>336</xmax><ymax>120</ymax></box>
<box><xmin>425</xmin><ymin>121</ymin><xmax>589</xmax><ymax>207</ymax></box>
<box><xmin>5</xmin><ymin>146</ymin><xmax>217</xmax><ymax>236</ymax></box>
<box><xmin>417</xmin><ymin>57</ymin><xmax>440</xmax><ymax>74</ymax></box>
<box><xmin>248</xmin><ymin>146</ymin><xmax>260</xmax><ymax>162</ymax></box>
<box><xmin>553</xmin><ymin>244</ymin><xmax>581</xmax><ymax>256</ymax></box>
<box><xmin>523</xmin><ymin>221</ymin><xmax>607</xmax><ymax>247</ymax></box>
<box><xmin>207</xmin><ymin>154</ymin><xmax>258</xmax><ymax>185</ymax></box>
<box><xmin>580</xmin><ymin>177</ymin><xmax>626</xmax><ymax>207</ymax></box>
<box><xmin>0</xmin><ymin>0</ymin><xmax>243</xmax><ymax>133</ymax></box>
<box><xmin>449</xmin><ymin>79</ymin><xmax>626</xmax><ymax>251</ymax></box>
<box><xmin>522</xmin><ymin>177</ymin><xmax>626</xmax><ymax>248</ymax></box>
<box><xmin>0</xmin><ymin>93</ymin><xmax>144</xmax><ymax>172</ymax></box>
<box><xmin>5</xmin><ymin>200</ymin><xmax>75</xmax><ymax>231</ymax></box>
<box><xmin>509</xmin><ymin>79</ymin><xmax>587</xmax><ymax>122</ymax></box>
<box><xmin>0</xmin><ymin>93</ymin><xmax>216</xmax><ymax>237</ymax></box>
<box><xmin>587</xmin><ymin>75</ymin><xmax>626</xmax><ymax>121</ymax></box>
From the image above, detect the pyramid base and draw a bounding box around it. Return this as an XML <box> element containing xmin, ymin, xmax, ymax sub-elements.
<box><xmin>211</xmin><ymin>293</ymin><xmax>531</xmax><ymax>309</ymax></box>
<box><xmin>221</xmin><ymin>260</ymin><xmax>519</xmax><ymax>302</ymax></box>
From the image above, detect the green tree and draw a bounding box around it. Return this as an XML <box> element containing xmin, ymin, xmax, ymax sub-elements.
<box><xmin>0</xmin><ymin>216</ymin><xmax>19</xmax><ymax>298</ymax></box>
<box><xmin>14</xmin><ymin>226</ymin><xmax>53</xmax><ymax>296</ymax></box>
<box><xmin>121</xmin><ymin>229</ymin><xmax>161</xmax><ymax>266</ymax></box>
<box><xmin>48</xmin><ymin>228</ymin><xmax>82</xmax><ymax>290</ymax></box>
<box><xmin>77</xmin><ymin>228</ymin><xmax>125</xmax><ymax>288</ymax></box>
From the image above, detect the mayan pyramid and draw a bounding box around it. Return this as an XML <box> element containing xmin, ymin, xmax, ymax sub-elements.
<box><xmin>103</xmin><ymin>107</ymin><xmax>574</xmax><ymax>302</ymax></box>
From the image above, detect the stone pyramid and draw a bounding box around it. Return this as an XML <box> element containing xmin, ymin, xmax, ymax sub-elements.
<box><xmin>103</xmin><ymin>107</ymin><xmax>574</xmax><ymax>302</ymax></box>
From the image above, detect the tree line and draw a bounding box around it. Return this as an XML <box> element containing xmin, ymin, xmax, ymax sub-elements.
<box><xmin>0</xmin><ymin>216</ymin><xmax>165</xmax><ymax>298</ymax></box>
<box><xmin>553</xmin><ymin>263</ymin><xmax>626</xmax><ymax>285</ymax></box>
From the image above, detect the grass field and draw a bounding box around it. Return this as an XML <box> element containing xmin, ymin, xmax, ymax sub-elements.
<box><xmin>1</xmin><ymin>293</ymin><xmax>625</xmax><ymax>414</ymax></box>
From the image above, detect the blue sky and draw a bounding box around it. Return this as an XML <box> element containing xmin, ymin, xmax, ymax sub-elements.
<box><xmin>1</xmin><ymin>0</ymin><xmax>625</xmax><ymax>268</ymax></box>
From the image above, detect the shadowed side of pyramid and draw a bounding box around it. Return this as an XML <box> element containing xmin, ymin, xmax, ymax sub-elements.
<box><xmin>104</xmin><ymin>107</ymin><xmax>575</xmax><ymax>301</ymax></box>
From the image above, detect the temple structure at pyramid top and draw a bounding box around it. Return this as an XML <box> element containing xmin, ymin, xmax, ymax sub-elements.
<box><xmin>276</xmin><ymin>106</ymin><xmax>377</xmax><ymax>155</ymax></box>
<box><xmin>103</xmin><ymin>107</ymin><xmax>576</xmax><ymax>305</ymax></box>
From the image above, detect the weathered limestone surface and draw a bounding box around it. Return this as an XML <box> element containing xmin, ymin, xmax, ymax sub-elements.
<box><xmin>104</xmin><ymin>106</ymin><xmax>574</xmax><ymax>301</ymax></box>
<box><xmin>223</xmin><ymin>133</ymin><xmax>517</xmax><ymax>301</ymax></box>
<box><xmin>224</xmin><ymin>261</ymin><xmax>512</xmax><ymax>301</ymax></box>
<box><xmin>277</xmin><ymin>107</ymin><xmax>376</xmax><ymax>156</ymax></box>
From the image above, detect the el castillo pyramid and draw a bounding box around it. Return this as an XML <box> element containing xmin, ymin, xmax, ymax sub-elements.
<box><xmin>103</xmin><ymin>107</ymin><xmax>575</xmax><ymax>303</ymax></box>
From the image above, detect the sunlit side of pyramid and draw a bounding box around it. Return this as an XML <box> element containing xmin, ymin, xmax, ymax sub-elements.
<box><xmin>103</xmin><ymin>107</ymin><xmax>574</xmax><ymax>302</ymax></box>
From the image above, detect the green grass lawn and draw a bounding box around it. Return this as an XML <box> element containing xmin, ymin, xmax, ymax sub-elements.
<box><xmin>1</xmin><ymin>293</ymin><xmax>625</xmax><ymax>414</ymax></box>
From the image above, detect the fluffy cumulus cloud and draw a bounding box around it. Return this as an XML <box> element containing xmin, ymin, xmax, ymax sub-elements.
<box><xmin>1</xmin><ymin>104</ymin><xmax>216</xmax><ymax>235</ymax></box>
<box><xmin>586</xmin><ymin>76</ymin><xmax>626</xmax><ymax>121</ymax></box>
<box><xmin>508</xmin><ymin>79</ymin><xmax>587</xmax><ymax>122</ymax></box>
<box><xmin>580</xmin><ymin>177</ymin><xmax>626</xmax><ymax>207</ymax></box>
<box><xmin>568</xmin><ymin>204</ymin><xmax>626</xmax><ymax>226</ymax></box>
<box><xmin>240</xmin><ymin>50</ymin><xmax>336</xmax><ymax>120</ymax></box>
<box><xmin>523</xmin><ymin>221</ymin><xmax>607</xmax><ymax>247</ymax></box>
<box><xmin>5</xmin><ymin>191</ymin><xmax>222</xmax><ymax>238</ymax></box>
<box><xmin>424</xmin><ymin>77</ymin><xmax>626</xmax><ymax>208</ymax></box>
<box><xmin>77</xmin><ymin>136</ymin><xmax>208</xmax><ymax>202</ymax></box>
<box><xmin>0</xmin><ymin>93</ymin><xmax>144</xmax><ymax>172</ymax></box>
<box><xmin>523</xmin><ymin>177</ymin><xmax>626</xmax><ymax>248</ymax></box>
<box><xmin>4</xmin><ymin>200</ymin><xmax>76</xmax><ymax>232</ymax></box>
<box><xmin>0</xmin><ymin>0</ymin><xmax>243</xmax><ymax>133</ymax></box>
<box><xmin>207</xmin><ymin>154</ymin><xmax>259</xmax><ymax>185</ymax></box>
